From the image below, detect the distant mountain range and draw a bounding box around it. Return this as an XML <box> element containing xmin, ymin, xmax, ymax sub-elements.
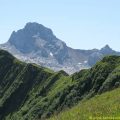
<box><xmin>0</xmin><ymin>22</ymin><xmax>120</xmax><ymax>74</ymax></box>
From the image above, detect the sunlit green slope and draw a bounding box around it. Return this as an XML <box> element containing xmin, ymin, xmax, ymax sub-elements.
<box><xmin>49</xmin><ymin>87</ymin><xmax>120</xmax><ymax>120</ymax></box>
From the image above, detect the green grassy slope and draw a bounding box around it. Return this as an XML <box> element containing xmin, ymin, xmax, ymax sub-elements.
<box><xmin>49</xmin><ymin>87</ymin><xmax>120</xmax><ymax>120</ymax></box>
<box><xmin>0</xmin><ymin>50</ymin><xmax>120</xmax><ymax>120</ymax></box>
<box><xmin>0</xmin><ymin>50</ymin><xmax>54</xmax><ymax>119</ymax></box>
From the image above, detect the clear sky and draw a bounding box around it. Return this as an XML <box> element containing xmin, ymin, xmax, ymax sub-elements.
<box><xmin>0</xmin><ymin>0</ymin><xmax>120</xmax><ymax>50</ymax></box>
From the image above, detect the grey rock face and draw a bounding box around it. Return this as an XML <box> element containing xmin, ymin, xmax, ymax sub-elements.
<box><xmin>88</xmin><ymin>45</ymin><xmax>120</xmax><ymax>66</ymax></box>
<box><xmin>88</xmin><ymin>52</ymin><xmax>103</xmax><ymax>66</ymax></box>
<box><xmin>100</xmin><ymin>45</ymin><xmax>119</xmax><ymax>55</ymax></box>
<box><xmin>1</xmin><ymin>22</ymin><xmax>120</xmax><ymax>74</ymax></box>
<box><xmin>8</xmin><ymin>22</ymin><xmax>69</xmax><ymax>64</ymax></box>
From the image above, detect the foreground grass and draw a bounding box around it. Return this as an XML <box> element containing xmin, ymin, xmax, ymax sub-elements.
<box><xmin>49</xmin><ymin>87</ymin><xmax>120</xmax><ymax>120</ymax></box>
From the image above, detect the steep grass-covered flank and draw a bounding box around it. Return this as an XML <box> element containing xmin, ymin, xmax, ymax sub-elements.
<box><xmin>0</xmin><ymin>50</ymin><xmax>120</xmax><ymax>120</ymax></box>
<box><xmin>49</xmin><ymin>87</ymin><xmax>120</xmax><ymax>120</ymax></box>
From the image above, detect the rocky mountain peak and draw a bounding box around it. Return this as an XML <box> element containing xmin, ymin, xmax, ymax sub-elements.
<box><xmin>9</xmin><ymin>22</ymin><xmax>56</xmax><ymax>45</ymax></box>
<box><xmin>100</xmin><ymin>44</ymin><xmax>113</xmax><ymax>54</ymax></box>
<box><xmin>7</xmin><ymin>22</ymin><xmax>68</xmax><ymax>64</ymax></box>
<box><xmin>102</xmin><ymin>44</ymin><xmax>112</xmax><ymax>50</ymax></box>
<box><xmin>24</xmin><ymin>22</ymin><xmax>55</xmax><ymax>39</ymax></box>
<box><xmin>8</xmin><ymin>22</ymin><xmax>62</xmax><ymax>53</ymax></box>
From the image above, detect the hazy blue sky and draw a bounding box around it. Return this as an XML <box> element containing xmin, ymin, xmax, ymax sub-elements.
<box><xmin>0</xmin><ymin>0</ymin><xmax>120</xmax><ymax>50</ymax></box>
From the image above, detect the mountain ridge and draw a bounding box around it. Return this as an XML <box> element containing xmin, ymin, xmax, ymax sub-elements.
<box><xmin>0</xmin><ymin>22</ymin><xmax>120</xmax><ymax>74</ymax></box>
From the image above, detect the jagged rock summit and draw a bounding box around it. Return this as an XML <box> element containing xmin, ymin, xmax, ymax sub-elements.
<box><xmin>0</xmin><ymin>22</ymin><xmax>120</xmax><ymax>74</ymax></box>
<box><xmin>8</xmin><ymin>22</ymin><xmax>68</xmax><ymax>64</ymax></box>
